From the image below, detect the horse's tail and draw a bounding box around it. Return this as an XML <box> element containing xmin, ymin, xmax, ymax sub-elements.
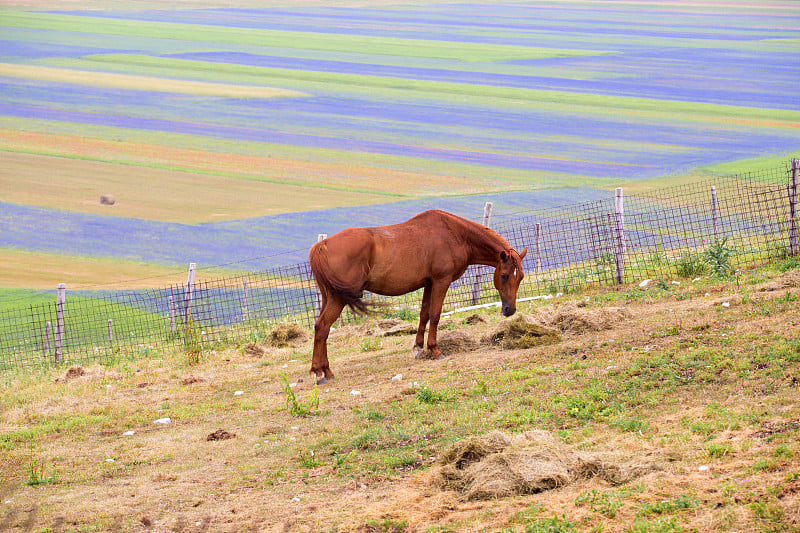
<box><xmin>309</xmin><ymin>241</ymin><xmax>371</xmax><ymax>316</ymax></box>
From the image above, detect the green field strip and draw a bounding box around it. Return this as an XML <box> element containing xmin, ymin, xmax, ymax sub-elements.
<box><xmin>44</xmin><ymin>53</ymin><xmax>800</xmax><ymax>127</ymax></box>
<box><xmin>0</xmin><ymin>11</ymin><xmax>612</xmax><ymax>62</ymax></box>
<box><xmin>0</xmin><ymin>117</ymin><xmax>604</xmax><ymax>194</ymax></box>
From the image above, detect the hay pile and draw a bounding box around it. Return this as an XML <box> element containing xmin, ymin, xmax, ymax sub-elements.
<box><xmin>268</xmin><ymin>322</ymin><xmax>309</xmax><ymax>347</ymax></box>
<box><xmin>534</xmin><ymin>303</ymin><xmax>631</xmax><ymax>335</ymax></box>
<box><xmin>485</xmin><ymin>315</ymin><xmax>561</xmax><ymax>349</ymax></box>
<box><xmin>436</xmin><ymin>430</ymin><xmax>659</xmax><ymax>500</ymax></box>
<box><xmin>437</xmin><ymin>329</ymin><xmax>480</xmax><ymax>356</ymax></box>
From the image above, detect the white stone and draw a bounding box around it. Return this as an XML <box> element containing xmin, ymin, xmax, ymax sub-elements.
<box><xmin>153</xmin><ymin>417</ymin><xmax>171</xmax><ymax>425</ymax></box>
<box><xmin>639</xmin><ymin>279</ymin><xmax>651</xmax><ymax>288</ymax></box>
<box><xmin>721</xmin><ymin>302</ymin><xmax>730</xmax><ymax>308</ymax></box>
<box><xmin>290</xmin><ymin>497</ymin><xmax>300</xmax><ymax>503</ymax></box>
<box><xmin>122</xmin><ymin>430</ymin><xmax>135</xmax><ymax>437</ymax></box>
<box><xmin>234</xmin><ymin>390</ymin><xmax>244</xmax><ymax>396</ymax></box>
<box><xmin>698</xmin><ymin>465</ymin><xmax>710</xmax><ymax>472</ymax></box>
<box><xmin>350</xmin><ymin>390</ymin><xmax>362</xmax><ymax>396</ymax></box>
<box><xmin>391</xmin><ymin>374</ymin><xmax>403</xmax><ymax>382</ymax></box>
<box><xmin>105</xmin><ymin>458</ymin><xmax>115</xmax><ymax>463</ymax></box>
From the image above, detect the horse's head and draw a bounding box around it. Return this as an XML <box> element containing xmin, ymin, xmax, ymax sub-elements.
<box><xmin>493</xmin><ymin>247</ymin><xmax>527</xmax><ymax>317</ymax></box>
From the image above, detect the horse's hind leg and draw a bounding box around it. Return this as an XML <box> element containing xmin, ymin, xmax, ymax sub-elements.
<box><xmin>311</xmin><ymin>295</ymin><xmax>344</xmax><ymax>384</ymax></box>
<box><xmin>413</xmin><ymin>282</ymin><xmax>431</xmax><ymax>358</ymax></box>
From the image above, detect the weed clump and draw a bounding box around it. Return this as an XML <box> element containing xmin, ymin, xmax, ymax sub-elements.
<box><xmin>435</xmin><ymin>430</ymin><xmax>660</xmax><ymax>501</ymax></box>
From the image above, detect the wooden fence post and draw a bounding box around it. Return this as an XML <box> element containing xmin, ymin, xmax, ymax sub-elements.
<box><xmin>314</xmin><ymin>234</ymin><xmax>327</xmax><ymax>319</ymax></box>
<box><xmin>55</xmin><ymin>283</ymin><xmax>65</xmax><ymax>363</ymax></box>
<box><xmin>534</xmin><ymin>222</ymin><xmax>542</xmax><ymax>273</ymax></box>
<box><xmin>471</xmin><ymin>202</ymin><xmax>493</xmax><ymax>304</ymax></box>
<box><xmin>790</xmin><ymin>158</ymin><xmax>798</xmax><ymax>257</ymax></box>
<box><xmin>711</xmin><ymin>186</ymin><xmax>718</xmax><ymax>240</ymax></box>
<box><xmin>184</xmin><ymin>263</ymin><xmax>196</xmax><ymax>324</ymax></box>
<box><xmin>614</xmin><ymin>188</ymin><xmax>626</xmax><ymax>284</ymax></box>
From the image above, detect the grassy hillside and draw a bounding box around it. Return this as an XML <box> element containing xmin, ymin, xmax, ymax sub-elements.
<box><xmin>2</xmin><ymin>260</ymin><xmax>798</xmax><ymax>531</ymax></box>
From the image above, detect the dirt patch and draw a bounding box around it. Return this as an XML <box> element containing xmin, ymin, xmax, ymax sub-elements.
<box><xmin>206</xmin><ymin>429</ymin><xmax>236</xmax><ymax>441</ymax></box>
<box><xmin>435</xmin><ymin>430</ymin><xmax>660</xmax><ymax>501</ymax></box>
<box><xmin>181</xmin><ymin>377</ymin><xmax>204</xmax><ymax>386</ymax></box>
<box><xmin>56</xmin><ymin>366</ymin><xmax>86</xmax><ymax>383</ymax></box>
<box><xmin>534</xmin><ymin>303</ymin><xmax>631</xmax><ymax>334</ymax></box>
<box><xmin>484</xmin><ymin>314</ymin><xmax>562</xmax><ymax>349</ymax></box>
<box><xmin>268</xmin><ymin>322</ymin><xmax>309</xmax><ymax>347</ymax></box>
<box><xmin>373</xmin><ymin>319</ymin><xmax>417</xmax><ymax>337</ymax></box>
<box><xmin>244</xmin><ymin>343</ymin><xmax>266</xmax><ymax>357</ymax></box>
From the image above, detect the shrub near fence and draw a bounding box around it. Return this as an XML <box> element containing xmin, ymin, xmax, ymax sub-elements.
<box><xmin>1</xmin><ymin>161</ymin><xmax>797</xmax><ymax>370</ymax></box>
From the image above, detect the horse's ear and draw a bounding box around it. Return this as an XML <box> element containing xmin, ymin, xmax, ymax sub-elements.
<box><xmin>519</xmin><ymin>247</ymin><xmax>528</xmax><ymax>260</ymax></box>
<box><xmin>500</xmin><ymin>250</ymin><xmax>508</xmax><ymax>261</ymax></box>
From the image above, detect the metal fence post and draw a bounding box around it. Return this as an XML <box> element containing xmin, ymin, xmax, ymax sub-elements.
<box><xmin>168</xmin><ymin>295</ymin><xmax>176</xmax><ymax>334</ymax></box>
<box><xmin>790</xmin><ymin>158</ymin><xmax>798</xmax><ymax>256</ymax></box>
<box><xmin>55</xmin><ymin>283</ymin><xmax>65</xmax><ymax>363</ymax></box>
<box><xmin>534</xmin><ymin>222</ymin><xmax>542</xmax><ymax>273</ymax></box>
<box><xmin>614</xmin><ymin>188</ymin><xmax>626</xmax><ymax>284</ymax></box>
<box><xmin>471</xmin><ymin>202</ymin><xmax>493</xmax><ymax>304</ymax></box>
<box><xmin>184</xmin><ymin>263</ymin><xmax>196</xmax><ymax>324</ymax></box>
<box><xmin>43</xmin><ymin>321</ymin><xmax>51</xmax><ymax>358</ymax></box>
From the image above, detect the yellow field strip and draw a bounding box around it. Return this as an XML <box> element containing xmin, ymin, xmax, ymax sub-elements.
<box><xmin>0</xmin><ymin>63</ymin><xmax>307</xmax><ymax>99</ymax></box>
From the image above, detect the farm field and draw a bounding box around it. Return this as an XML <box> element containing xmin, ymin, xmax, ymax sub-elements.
<box><xmin>1</xmin><ymin>0</ymin><xmax>799</xmax><ymax>287</ymax></box>
<box><xmin>1</xmin><ymin>261</ymin><xmax>798</xmax><ymax>531</ymax></box>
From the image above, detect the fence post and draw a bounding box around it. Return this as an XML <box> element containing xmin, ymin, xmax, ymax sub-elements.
<box><xmin>54</xmin><ymin>283</ymin><xmax>65</xmax><ymax>363</ymax></box>
<box><xmin>314</xmin><ymin>234</ymin><xmax>327</xmax><ymax>319</ymax></box>
<box><xmin>184</xmin><ymin>263</ymin><xmax>196</xmax><ymax>324</ymax></box>
<box><xmin>711</xmin><ymin>186</ymin><xmax>718</xmax><ymax>240</ymax></box>
<box><xmin>108</xmin><ymin>318</ymin><xmax>113</xmax><ymax>346</ymax></box>
<box><xmin>242</xmin><ymin>279</ymin><xmax>249</xmax><ymax>321</ymax></box>
<box><xmin>790</xmin><ymin>158</ymin><xmax>798</xmax><ymax>257</ymax></box>
<box><xmin>471</xmin><ymin>202</ymin><xmax>493</xmax><ymax>304</ymax></box>
<box><xmin>614</xmin><ymin>188</ymin><xmax>626</xmax><ymax>284</ymax></box>
<box><xmin>168</xmin><ymin>295</ymin><xmax>176</xmax><ymax>334</ymax></box>
<box><xmin>534</xmin><ymin>222</ymin><xmax>542</xmax><ymax>273</ymax></box>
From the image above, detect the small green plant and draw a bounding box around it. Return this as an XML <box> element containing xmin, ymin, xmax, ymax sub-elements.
<box><xmin>297</xmin><ymin>449</ymin><xmax>320</xmax><ymax>469</ymax></box>
<box><xmin>360</xmin><ymin>337</ymin><xmax>382</xmax><ymax>351</ymax></box>
<box><xmin>25</xmin><ymin>440</ymin><xmax>56</xmax><ymax>486</ymax></box>
<box><xmin>637</xmin><ymin>494</ymin><xmax>698</xmax><ymax>517</ymax></box>
<box><xmin>416</xmin><ymin>385</ymin><xmax>452</xmax><ymax>404</ymax></box>
<box><xmin>705</xmin><ymin>237</ymin><xmax>735</xmax><ymax>278</ymax></box>
<box><xmin>704</xmin><ymin>442</ymin><xmax>734</xmax><ymax>459</ymax></box>
<box><xmin>281</xmin><ymin>376</ymin><xmax>319</xmax><ymax>417</ymax></box>
<box><xmin>674</xmin><ymin>251</ymin><xmax>706</xmax><ymax>277</ymax></box>
<box><xmin>574</xmin><ymin>489</ymin><xmax>625</xmax><ymax>518</ymax></box>
<box><xmin>363</xmin><ymin>517</ymin><xmax>408</xmax><ymax>532</ymax></box>
<box><xmin>182</xmin><ymin>313</ymin><xmax>203</xmax><ymax>365</ymax></box>
<box><xmin>522</xmin><ymin>515</ymin><xmax>576</xmax><ymax>533</ymax></box>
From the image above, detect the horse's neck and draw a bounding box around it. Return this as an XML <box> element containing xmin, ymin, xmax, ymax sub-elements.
<box><xmin>460</xmin><ymin>222</ymin><xmax>506</xmax><ymax>266</ymax></box>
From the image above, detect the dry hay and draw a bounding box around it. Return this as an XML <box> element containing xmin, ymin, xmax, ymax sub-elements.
<box><xmin>268</xmin><ymin>322</ymin><xmax>309</xmax><ymax>347</ymax></box>
<box><xmin>437</xmin><ymin>329</ymin><xmax>479</xmax><ymax>356</ymax></box>
<box><xmin>436</xmin><ymin>430</ymin><xmax>660</xmax><ymax>501</ymax></box>
<box><xmin>534</xmin><ymin>303</ymin><xmax>631</xmax><ymax>335</ymax></box>
<box><xmin>760</xmin><ymin>269</ymin><xmax>800</xmax><ymax>291</ymax></box>
<box><xmin>484</xmin><ymin>314</ymin><xmax>562</xmax><ymax>349</ymax></box>
<box><xmin>55</xmin><ymin>365</ymin><xmax>86</xmax><ymax>383</ymax></box>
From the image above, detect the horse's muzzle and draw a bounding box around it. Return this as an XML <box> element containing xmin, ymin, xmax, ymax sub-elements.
<box><xmin>502</xmin><ymin>304</ymin><xmax>516</xmax><ymax>317</ymax></box>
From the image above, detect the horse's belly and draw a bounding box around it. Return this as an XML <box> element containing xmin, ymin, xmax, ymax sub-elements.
<box><xmin>365</xmin><ymin>276</ymin><xmax>424</xmax><ymax>297</ymax></box>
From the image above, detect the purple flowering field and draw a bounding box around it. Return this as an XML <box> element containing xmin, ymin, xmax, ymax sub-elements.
<box><xmin>0</xmin><ymin>1</ymin><xmax>799</xmax><ymax>276</ymax></box>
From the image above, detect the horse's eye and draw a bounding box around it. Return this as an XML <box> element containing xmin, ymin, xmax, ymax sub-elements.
<box><xmin>500</xmin><ymin>274</ymin><xmax>509</xmax><ymax>283</ymax></box>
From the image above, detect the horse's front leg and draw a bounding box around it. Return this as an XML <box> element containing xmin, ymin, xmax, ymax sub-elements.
<box><xmin>311</xmin><ymin>295</ymin><xmax>344</xmax><ymax>384</ymax></box>
<box><xmin>413</xmin><ymin>282</ymin><xmax>431</xmax><ymax>358</ymax></box>
<box><xmin>424</xmin><ymin>280</ymin><xmax>450</xmax><ymax>360</ymax></box>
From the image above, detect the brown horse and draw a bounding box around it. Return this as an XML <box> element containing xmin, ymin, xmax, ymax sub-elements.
<box><xmin>309</xmin><ymin>209</ymin><xmax>527</xmax><ymax>384</ymax></box>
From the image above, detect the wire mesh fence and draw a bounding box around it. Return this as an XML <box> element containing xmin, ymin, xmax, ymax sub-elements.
<box><xmin>1</xmin><ymin>161</ymin><xmax>797</xmax><ymax>370</ymax></box>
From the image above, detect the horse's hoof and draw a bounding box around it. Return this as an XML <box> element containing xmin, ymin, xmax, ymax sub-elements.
<box><xmin>316</xmin><ymin>377</ymin><xmax>328</xmax><ymax>385</ymax></box>
<box><xmin>433</xmin><ymin>353</ymin><xmax>446</xmax><ymax>360</ymax></box>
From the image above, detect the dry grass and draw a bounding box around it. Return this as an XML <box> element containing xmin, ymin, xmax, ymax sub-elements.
<box><xmin>1</xmin><ymin>264</ymin><xmax>799</xmax><ymax>532</ymax></box>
